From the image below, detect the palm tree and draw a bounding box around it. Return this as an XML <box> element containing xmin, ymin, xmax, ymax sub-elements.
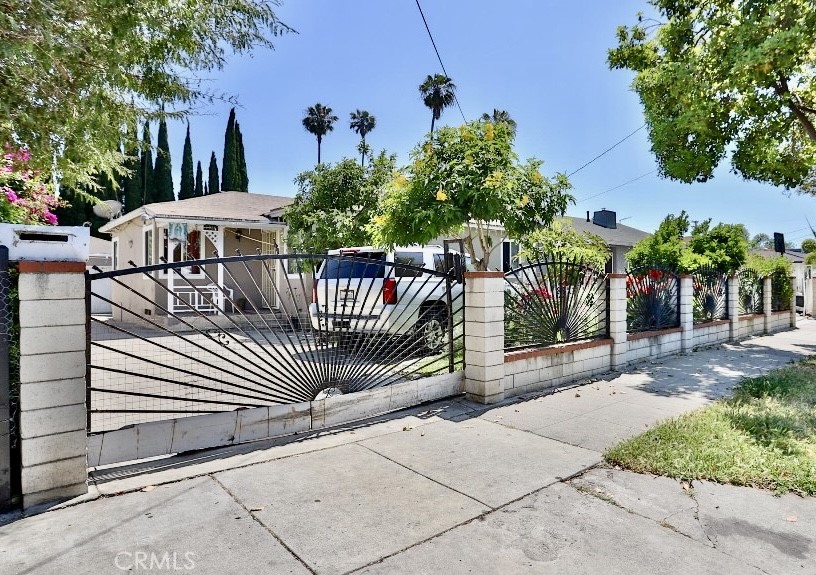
<box><xmin>419</xmin><ymin>74</ymin><xmax>456</xmax><ymax>133</ymax></box>
<box><xmin>302</xmin><ymin>103</ymin><xmax>338</xmax><ymax>164</ymax></box>
<box><xmin>349</xmin><ymin>110</ymin><xmax>377</xmax><ymax>166</ymax></box>
<box><xmin>481</xmin><ymin>109</ymin><xmax>517</xmax><ymax>137</ymax></box>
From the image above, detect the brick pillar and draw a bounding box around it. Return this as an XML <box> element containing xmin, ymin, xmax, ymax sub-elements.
<box><xmin>727</xmin><ymin>274</ymin><xmax>739</xmax><ymax>341</ymax></box>
<box><xmin>464</xmin><ymin>271</ymin><xmax>504</xmax><ymax>404</ymax></box>
<box><xmin>763</xmin><ymin>276</ymin><xmax>772</xmax><ymax>334</ymax></box>
<box><xmin>608</xmin><ymin>274</ymin><xmax>627</xmax><ymax>370</ymax></box>
<box><xmin>790</xmin><ymin>275</ymin><xmax>797</xmax><ymax>328</ymax></box>
<box><xmin>18</xmin><ymin>261</ymin><xmax>88</xmax><ymax>509</ymax></box>
<box><xmin>679</xmin><ymin>275</ymin><xmax>693</xmax><ymax>352</ymax></box>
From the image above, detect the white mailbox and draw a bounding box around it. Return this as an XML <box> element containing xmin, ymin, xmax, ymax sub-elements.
<box><xmin>0</xmin><ymin>224</ymin><xmax>89</xmax><ymax>262</ymax></box>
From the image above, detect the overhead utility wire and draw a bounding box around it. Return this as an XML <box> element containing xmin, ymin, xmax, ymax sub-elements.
<box><xmin>575</xmin><ymin>169</ymin><xmax>656</xmax><ymax>204</ymax></box>
<box><xmin>414</xmin><ymin>0</ymin><xmax>467</xmax><ymax>123</ymax></box>
<box><xmin>567</xmin><ymin>124</ymin><xmax>646</xmax><ymax>177</ymax></box>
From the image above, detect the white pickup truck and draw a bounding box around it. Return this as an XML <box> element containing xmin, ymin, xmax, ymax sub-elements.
<box><xmin>308</xmin><ymin>246</ymin><xmax>469</xmax><ymax>352</ymax></box>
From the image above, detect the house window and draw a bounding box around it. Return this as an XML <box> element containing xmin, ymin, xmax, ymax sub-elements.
<box><xmin>502</xmin><ymin>240</ymin><xmax>519</xmax><ymax>272</ymax></box>
<box><xmin>143</xmin><ymin>228</ymin><xmax>153</xmax><ymax>266</ymax></box>
<box><xmin>163</xmin><ymin>228</ymin><xmax>202</xmax><ymax>274</ymax></box>
<box><xmin>111</xmin><ymin>238</ymin><xmax>119</xmax><ymax>270</ymax></box>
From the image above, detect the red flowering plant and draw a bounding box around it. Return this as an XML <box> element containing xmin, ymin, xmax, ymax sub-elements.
<box><xmin>1</xmin><ymin>146</ymin><xmax>62</xmax><ymax>225</ymax></box>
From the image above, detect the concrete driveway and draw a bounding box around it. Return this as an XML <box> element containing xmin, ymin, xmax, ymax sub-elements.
<box><xmin>2</xmin><ymin>320</ymin><xmax>815</xmax><ymax>574</ymax></box>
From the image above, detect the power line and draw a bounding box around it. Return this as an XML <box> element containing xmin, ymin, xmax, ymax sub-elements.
<box><xmin>414</xmin><ymin>0</ymin><xmax>467</xmax><ymax>123</ymax></box>
<box><xmin>568</xmin><ymin>124</ymin><xmax>647</xmax><ymax>177</ymax></box>
<box><xmin>575</xmin><ymin>169</ymin><xmax>657</xmax><ymax>205</ymax></box>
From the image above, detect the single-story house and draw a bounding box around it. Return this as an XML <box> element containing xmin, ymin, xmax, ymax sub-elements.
<box><xmin>99</xmin><ymin>192</ymin><xmax>295</xmax><ymax>322</ymax></box>
<box><xmin>452</xmin><ymin>209</ymin><xmax>649</xmax><ymax>273</ymax></box>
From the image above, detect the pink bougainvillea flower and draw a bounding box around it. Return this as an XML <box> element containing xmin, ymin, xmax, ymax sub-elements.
<box><xmin>43</xmin><ymin>211</ymin><xmax>58</xmax><ymax>225</ymax></box>
<box><xmin>5</xmin><ymin>190</ymin><xmax>19</xmax><ymax>203</ymax></box>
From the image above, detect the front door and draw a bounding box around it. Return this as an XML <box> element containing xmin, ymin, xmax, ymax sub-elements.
<box><xmin>261</xmin><ymin>230</ymin><xmax>278</xmax><ymax>308</ymax></box>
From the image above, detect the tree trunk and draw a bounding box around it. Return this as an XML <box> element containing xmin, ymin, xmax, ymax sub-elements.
<box><xmin>317</xmin><ymin>134</ymin><xmax>322</xmax><ymax>164</ymax></box>
<box><xmin>360</xmin><ymin>136</ymin><xmax>365</xmax><ymax>167</ymax></box>
<box><xmin>775</xmin><ymin>77</ymin><xmax>816</xmax><ymax>144</ymax></box>
<box><xmin>430</xmin><ymin>115</ymin><xmax>435</xmax><ymax>133</ymax></box>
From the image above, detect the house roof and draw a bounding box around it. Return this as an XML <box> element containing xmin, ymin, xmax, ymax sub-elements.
<box><xmin>564</xmin><ymin>216</ymin><xmax>650</xmax><ymax>248</ymax></box>
<box><xmin>751</xmin><ymin>248</ymin><xmax>805</xmax><ymax>264</ymax></box>
<box><xmin>100</xmin><ymin>192</ymin><xmax>294</xmax><ymax>233</ymax></box>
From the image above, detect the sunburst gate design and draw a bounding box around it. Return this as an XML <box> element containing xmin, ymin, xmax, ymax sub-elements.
<box><xmin>692</xmin><ymin>266</ymin><xmax>728</xmax><ymax>323</ymax></box>
<box><xmin>625</xmin><ymin>267</ymin><xmax>680</xmax><ymax>333</ymax></box>
<box><xmin>504</xmin><ymin>258</ymin><xmax>607</xmax><ymax>350</ymax></box>
<box><xmin>87</xmin><ymin>253</ymin><xmax>463</xmax><ymax>433</ymax></box>
<box><xmin>737</xmin><ymin>268</ymin><xmax>764</xmax><ymax>315</ymax></box>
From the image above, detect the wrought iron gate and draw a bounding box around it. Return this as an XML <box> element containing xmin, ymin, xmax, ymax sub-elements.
<box><xmin>86</xmin><ymin>252</ymin><xmax>464</xmax><ymax>433</ymax></box>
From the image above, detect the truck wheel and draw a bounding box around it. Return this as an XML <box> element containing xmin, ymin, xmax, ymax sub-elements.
<box><xmin>416</xmin><ymin>307</ymin><xmax>447</xmax><ymax>354</ymax></box>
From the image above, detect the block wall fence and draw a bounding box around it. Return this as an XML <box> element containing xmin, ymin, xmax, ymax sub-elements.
<box><xmin>12</xmin><ymin>265</ymin><xmax>797</xmax><ymax>509</ymax></box>
<box><xmin>464</xmin><ymin>272</ymin><xmax>797</xmax><ymax>402</ymax></box>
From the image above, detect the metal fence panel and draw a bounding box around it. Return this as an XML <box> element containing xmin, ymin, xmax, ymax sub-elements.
<box><xmin>504</xmin><ymin>258</ymin><xmax>607</xmax><ymax>350</ymax></box>
<box><xmin>86</xmin><ymin>253</ymin><xmax>464</xmax><ymax>433</ymax></box>
<box><xmin>625</xmin><ymin>267</ymin><xmax>680</xmax><ymax>332</ymax></box>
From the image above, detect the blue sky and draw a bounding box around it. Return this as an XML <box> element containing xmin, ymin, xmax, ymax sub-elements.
<box><xmin>164</xmin><ymin>0</ymin><xmax>816</xmax><ymax>246</ymax></box>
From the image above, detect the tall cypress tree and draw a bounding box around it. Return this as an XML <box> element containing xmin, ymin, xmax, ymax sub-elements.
<box><xmin>123</xmin><ymin>124</ymin><xmax>142</xmax><ymax>211</ymax></box>
<box><xmin>194</xmin><ymin>161</ymin><xmax>204</xmax><ymax>196</ymax></box>
<box><xmin>154</xmin><ymin>118</ymin><xmax>174</xmax><ymax>202</ymax></box>
<box><xmin>140</xmin><ymin>122</ymin><xmax>155</xmax><ymax>205</ymax></box>
<box><xmin>221</xmin><ymin>108</ymin><xmax>239</xmax><ymax>191</ymax></box>
<box><xmin>208</xmin><ymin>151</ymin><xmax>220</xmax><ymax>194</ymax></box>
<box><xmin>236</xmin><ymin>122</ymin><xmax>249</xmax><ymax>192</ymax></box>
<box><xmin>179</xmin><ymin>124</ymin><xmax>195</xmax><ymax>200</ymax></box>
<box><xmin>204</xmin><ymin>182</ymin><xmax>209</xmax><ymax>196</ymax></box>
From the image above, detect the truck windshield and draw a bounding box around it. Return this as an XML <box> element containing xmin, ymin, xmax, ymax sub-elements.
<box><xmin>322</xmin><ymin>252</ymin><xmax>387</xmax><ymax>279</ymax></box>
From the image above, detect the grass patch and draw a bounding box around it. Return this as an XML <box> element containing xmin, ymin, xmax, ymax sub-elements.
<box><xmin>605</xmin><ymin>358</ymin><xmax>816</xmax><ymax>495</ymax></box>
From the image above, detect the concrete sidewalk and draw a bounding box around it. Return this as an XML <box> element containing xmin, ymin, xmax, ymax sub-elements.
<box><xmin>2</xmin><ymin>320</ymin><xmax>815</xmax><ymax>574</ymax></box>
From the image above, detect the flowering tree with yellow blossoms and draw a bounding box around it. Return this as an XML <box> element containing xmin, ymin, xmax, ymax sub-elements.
<box><xmin>369</xmin><ymin>120</ymin><xmax>573</xmax><ymax>270</ymax></box>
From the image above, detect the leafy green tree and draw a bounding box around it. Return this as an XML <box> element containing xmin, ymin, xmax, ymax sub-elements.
<box><xmin>302</xmin><ymin>103</ymin><xmax>338</xmax><ymax>164</ymax></box>
<box><xmin>687</xmin><ymin>221</ymin><xmax>749</xmax><ymax>272</ymax></box>
<box><xmin>285</xmin><ymin>153</ymin><xmax>397</xmax><ymax>254</ymax></box>
<box><xmin>750</xmin><ymin>233</ymin><xmax>773</xmax><ymax>249</ymax></box>
<box><xmin>480</xmin><ymin>109</ymin><xmax>517</xmax><ymax>137</ymax></box>
<box><xmin>236</xmin><ymin>122</ymin><xmax>249</xmax><ymax>192</ymax></box>
<box><xmin>370</xmin><ymin>120</ymin><xmax>573</xmax><ymax>270</ymax></box>
<box><xmin>1</xmin><ymin>0</ymin><xmax>290</xmax><ymax>190</ymax></box>
<box><xmin>194</xmin><ymin>161</ymin><xmax>204</xmax><ymax>197</ymax></box>
<box><xmin>608</xmin><ymin>0</ymin><xmax>816</xmax><ymax>190</ymax></box>
<box><xmin>153</xmin><ymin>118</ymin><xmax>174</xmax><ymax>202</ymax></box>
<box><xmin>628</xmin><ymin>211</ymin><xmax>748</xmax><ymax>272</ymax></box>
<box><xmin>802</xmin><ymin>238</ymin><xmax>816</xmax><ymax>254</ymax></box>
<box><xmin>208</xmin><ymin>152</ymin><xmax>220</xmax><ymax>195</ymax></box>
<box><xmin>221</xmin><ymin>108</ymin><xmax>239</xmax><ymax>191</ymax></box>
<box><xmin>122</xmin><ymin>124</ymin><xmax>142</xmax><ymax>212</ymax></box>
<box><xmin>750</xmin><ymin>232</ymin><xmax>793</xmax><ymax>249</ymax></box>
<box><xmin>140</xmin><ymin>122</ymin><xmax>156</xmax><ymax>204</ymax></box>
<box><xmin>419</xmin><ymin>74</ymin><xmax>456</xmax><ymax>133</ymax></box>
<box><xmin>626</xmin><ymin>212</ymin><xmax>691</xmax><ymax>271</ymax></box>
<box><xmin>349</xmin><ymin>110</ymin><xmax>377</xmax><ymax>166</ymax></box>
<box><xmin>517</xmin><ymin>219</ymin><xmax>611</xmax><ymax>270</ymax></box>
<box><xmin>178</xmin><ymin>124</ymin><xmax>195</xmax><ymax>200</ymax></box>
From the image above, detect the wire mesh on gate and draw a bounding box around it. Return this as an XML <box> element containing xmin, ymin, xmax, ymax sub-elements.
<box><xmin>737</xmin><ymin>268</ymin><xmax>763</xmax><ymax>315</ymax></box>
<box><xmin>626</xmin><ymin>267</ymin><xmax>680</xmax><ymax>332</ymax></box>
<box><xmin>504</xmin><ymin>258</ymin><xmax>607</xmax><ymax>350</ymax></box>
<box><xmin>692</xmin><ymin>266</ymin><xmax>728</xmax><ymax>323</ymax></box>
<box><xmin>87</xmin><ymin>252</ymin><xmax>464</xmax><ymax>433</ymax></box>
